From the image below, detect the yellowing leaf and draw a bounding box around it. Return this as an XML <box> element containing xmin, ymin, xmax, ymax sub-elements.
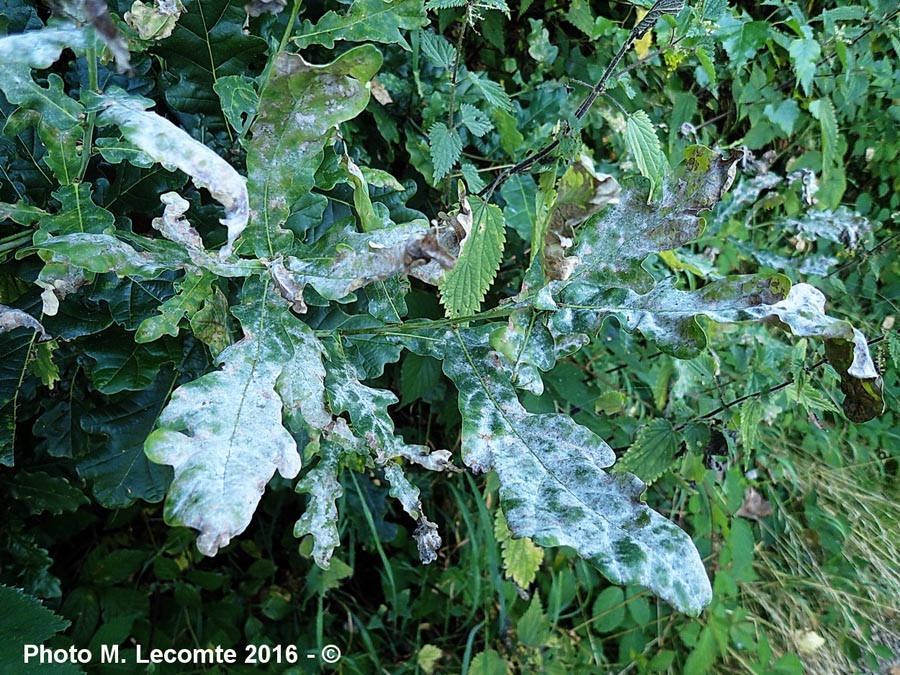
<box><xmin>633</xmin><ymin>9</ymin><xmax>652</xmax><ymax>58</ymax></box>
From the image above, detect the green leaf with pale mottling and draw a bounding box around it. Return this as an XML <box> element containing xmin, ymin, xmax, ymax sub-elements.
<box><xmin>244</xmin><ymin>45</ymin><xmax>382</xmax><ymax>257</ymax></box>
<box><xmin>136</xmin><ymin>271</ymin><xmax>217</xmax><ymax>343</ymax></box>
<box><xmin>144</xmin><ymin>281</ymin><xmax>301</xmax><ymax>556</ymax></box>
<box><xmin>293</xmin><ymin>0</ymin><xmax>427</xmax><ymax>50</ymax></box>
<box><xmin>404</xmin><ymin>326</ymin><xmax>712</xmax><ymax>615</ymax></box>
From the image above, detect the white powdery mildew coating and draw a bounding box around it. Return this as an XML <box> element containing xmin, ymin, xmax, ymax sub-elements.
<box><xmin>294</xmin><ymin>438</ymin><xmax>343</xmax><ymax>567</ymax></box>
<box><xmin>277</xmin><ymin>316</ymin><xmax>332</xmax><ymax>430</ymax></box>
<box><xmin>744</xmin><ymin>283</ymin><xmax>878</xmax><ymax>379</ymax></box>
<box><xmin>145</xmin><ymin>335</ymin><xmax>300</xmax><ymax>556</ymax></box>
<box><xmin>0</xmin><ymin>26</ymin><xmax>87</xmax><ymax>68</ymax></box>
<box><xmin>0</xmin><ymin>305</ymin><xmax>48</xmax><ymax>338</ymax></box>
<box><xmin>97</xmin><ymin>92</ymin><xmax>249</xmax><ymax>258</ymax></box>
<box><xmin>440</xmin><ymin>327</ymin><xmax>712</xmax><ymax>615</ymax></box>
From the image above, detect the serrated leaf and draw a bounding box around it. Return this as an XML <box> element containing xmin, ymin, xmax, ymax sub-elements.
<box><xmin>788</xmin><ymin>36</ymin><xmax>820</xmax><ymax>98</ymax></box>
<box><xmin>428</xmin><ymin>122</ymin><xmax>463</xmax><ymax>183</ymax></box>
<box><xmin>739</xmin><ymin>398</ymin><xmax>764</xmax><ymax>452</ymax></box>
<box><xmin>89</xmin><ymin>87</ymin><xmax>249</xmax><ymax>257</ymax></box>
<box><xmin>809</xmin><ymin>97</ymin><xmax>845</xmax><ymax>209</ymax></box>
<box><xmin>419</xmin><ymin>29</ymin><xmax>457</xmax><ymax>68</ymax></box>
<box><xmin>614</xmin><ymin>419</ymin><xmax>680</xmax><ymax>484</ymax></box>
<box><xmin>494</xmin><ymin>508</ymin><xmax>543</xmax><ymax>588</ymax></box>
<box><xmin>144</xmin><ymin>284</ymin><xmax>301</xmax><ymax>555</ymax></box>
<box><xmin>294</xmin><ymin>0</ymin><xmax>427</xmax><ymax>50</ymax></box>
<box><xmin>0</xmin><ymin>326</ymin><xmax>42</xmax><ymax>466</ymax></box>
<box><xmin>244</xmin><ymin>45</ymin><xmax>382</xmax><ymax>257</ymax></box>
<box><xmin>404</xmin><ymin>327</ymin><xmax>712</xmax><ymax>614</ymax></box>
<box><xmin>625</xmin><ymin>110</ymin><xmax>666</xmax><ymax>203</ymax></box>
<box><xmin>467</xmin><ymin>72</ymin><xmax>513</xmax><ymax>111</ymax></box>
<box><xmin>439</xmin><ymin>195</ymin><xmax>506</xmax><ymax>318</ymax></box>
<box><xmin>785</xmin><ymin>382</ymin><xmax>841</xmax><ymax>415</ymax></box>
<box><xmin>0</xmin><ymin>586</ymin><xmax>71</xmax><ymax>673</ymax></box>
<box><xmin>460</xmin><ymin>103</ymin><xmax>492</xmax><ymax>137</ymax></box>
<box><xmin>424</xmin><ymin>0</ymin><xmax>466</xmax><ymax>10</ymax></box>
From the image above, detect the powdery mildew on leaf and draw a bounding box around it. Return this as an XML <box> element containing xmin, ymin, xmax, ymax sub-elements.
<box><xmin>404</xmin><ymin>327</ymin><xmax>712</xmax><ymax>614</ymax></box>
<box><xmin>294</xmin><ymin>433</ymin><xmax>345</xmax><ymax>567</ymax></box>
<box><xmin>144</xmin><ymin>292</ymin><xmax>300</xmax><ymax>555</ymax></box>
<box><xmin>293</xmin><ymin>0</ymin><xmax>428</xmax><ymax>51</ymax></box>
<box><xmin>245</xmin><ymin>45</ymin><xmax>382</xmax><ymax>257</ymax></box>
<box><xmin>92</xmin><ymin>88</ymin><xmax>249</xmax><ymax>257</ymax></box>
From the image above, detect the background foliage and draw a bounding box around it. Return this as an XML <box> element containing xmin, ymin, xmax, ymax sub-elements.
<box><xmin>1</xmin><ymin>0</ymin><xmax>899</xmax><ymax>673</ymax></box>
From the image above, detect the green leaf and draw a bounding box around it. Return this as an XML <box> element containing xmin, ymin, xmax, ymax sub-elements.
<box><xmin>625</xmin><ymin>110</ymin><xmax>667</xmax><ymax>202</ymax></box>
<box><xmin>83</xmin><ymin>336</ymin><xmax>174</xmax><ymax>394</ymax></box>
<box><xmin>0</xmin><ymin>325</ymin><xmax>42</xmax><ymax>466</ymax></box>
<box><xmin>0</xmin><ymin>586</ymin><xmax>78</xmax><ymax>675</ymax></box>
<box><xmin>763</xmin><ymin>99</ymin><xmax>800</xmax><ymax>136</ymax></box>
<box><xmin>460</xmin><ymin>103</ymin><xmax>493</xmax><ymax>137</ymax></box>
<box><xmin>592</xmin><ymin>586</ymin><xmax>626</xmax><ymax>632</ymax></box>
<box><xmin>428</xmin><ymin>122</ymin><xmax>463</xmax><ymax>183</ymax></box>
<box><xmin>5</xmin><ymin>471</ymin><xmax>89</xmax><ymax>515</ymax></box>
<box><xmin>739</xmin><ymin>398</ymin><xmax>764</xmax><ymax>453</ymax></box>
<box><xmin>516</xmin><ymin>594</ymin><xmax>550</xmax><ymax>648</ymax></box>
<box><xmin>468</xmin><ymin>650</ymin><xmax>509</xmax><ymax>675</ymax></box>
<box><xmin>244</xmin><ymin>45</ymin><xmax>383</xmax><ymax>257</ymax></box>
<box><xmin>419</xmin><ymin>29</ymin><xmax>457</xmax><ymax>69</ymax></box>
<box><xmin>136</xmin><ymin>271</ymin><xmax>218</xmax><ymax>343</ymax></box>
<box><xmin>0</xmin><ymin>26</ymin><xmax>86</xmax><ymax>130</ymax></box>
<box><xmin>494</xmin><ymin>508</ymin><xmax>543</xmax><ymax>588</ymax></box>
<box><xmin>809</xmin><ymin>97</ymin><xmax>845</xmax><ymax>209</ymax></box>
<box><xmin>152</xmin><ymin>0</ymin><xmax>267</xmax><ymax>117</ymax></box>
<box><xmin>614</xmin><ymin>419</ymin><xmax>680</xmax><ymax>484</ymax></box>
<box><xmin>293</xmin><ymin>0</ymin><xmax>427</xmax><ymax>50</ymax></box>
<box><xmin>405</xmin><ymin>327</ymin><xmax>713</xmax><ymax>614</ymax></box>
<box><xmin>89</xmin><ymin>88</ymin><xmax>250</xmax><ymax>256</ymax></box>
<box><xmin>467</xmin><ymin>72</ymin><xmax>514</xmax><ymax>112</ymax></box>
<box><xmin>719</xmin><ymin>18</ymin><xmax>770</xmax><ymax>69</ymax></box>
<box><xmin>144</xmin><ymin>283</ymin><xmax>301</xmax><ymax>555</ymax></box>
<box><xmin>500</xmin><ymin>174</ymin><xmax>537</xmax><ymax>241</ymax></box>
<box><xmin>78</xmin><ymin>375</ymin><xmax>176</xmax><ymax>507</ymax></box>
<box><xmin>40</xmin><ymin>184</ymin><xmax>115</xmax><ymax>235</ymax></box>
<box><xmin>439</xmin><ymin>195</ymin><xmax>506</xmax><ymax>318</ymax></box>
<box><xmin>214</xmin><ymin>74</ymin><xmax>259</xmax><ymax>136</ymax></box>
<box><xmin>788</xmin><ymin>36</ymin><xmax>820</xmax><ymax>98</ymax></box>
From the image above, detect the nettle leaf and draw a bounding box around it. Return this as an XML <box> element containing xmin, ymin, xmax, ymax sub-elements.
<box><xmin>0</xmin><ymin>326</ymin><xmax>41</xmax><ymax>466</ymax></box>
<box><xmin>89</xmin><ymin>88</ymin><xmax>250</xmax><ymax>257</ymax></box>
<box><xmin>809</xmin><ymin>97</ymin><xmax>845</xmax><ymax>209</ymax></box>
<box><xmin>244</xmin><ymin>45</ymin><xmax>382</xmax><ymax>257</ymax></box>
<box><xmin>428</xmin><ymin>122</ymin><xmax>463</xmax><ymax>183</ymax></box>
<box><xmin>0</xmin><ymin>586</ymin><xmax>71</xmax><ymax>670</ymax></box>
<box><xmin>6</xmin><ymin>471</ymin><xmax>89</xmax><ymax>516</ymax></box>
<box><xmin>614</xmin><ymin>419</ymin><xmax>680</xmax><ymax>484</ymax></box>
<box><xmin>419</xmin><ymin>29</ymin><xmax>457</xmax><ymax>69</ymax></box>
<box><xmin>788</xmin><ymin>34</ymin><xmax>820</xmax><ymax>98</ymax></box>
<box><xmin>625</xmin><ymin>110</ymin><xmax>667</xmax><ymax>203</ymax></box>
<box><xmin>405</xmin><ymin>326</ymin><xmax>711</xmax><ymax>614</ymax></box>
<box><xmin>439</xmin><ymin>195</ymin><xmax>506</xmax><ymax>318</ymax></box>
<box><xmin>460</xmin><ymin>103</ymin><xmax>493</xmax><ymax>137</ymax></box>
<box><xmin>145</xmin><ymin>283</ymin><xmax>301</xmax><ymax>555</ymax></box>
<box><xmin>467</xmin><ymin>72</ymin><xmax>514</xmax><ymax>112</ymax></box>
<box><xmin>293</xmin><ymin>0</ymin><xmax>428</xmax><ymax>51</ymax></box>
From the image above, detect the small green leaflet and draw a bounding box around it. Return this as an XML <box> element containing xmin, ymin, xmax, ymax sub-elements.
<box><xmin>439</xmin><ymin>195</ymin><xmax>506</xmax><ymax>318</ymax></box>
<box><xmin>293</xmin><ymin>0</ymin><xmax>428</xmax><ymax>51</ymax></box>
<box><xmin>428</xmin><ymin>122</ymin><xmax>463</xmax><ymax>183</ymax></box>
<box><xmin>625</xmin><ymin>110</ymin><xmax>667</xmax><ymax>203</ymax></box>
<box><xmin>213</xmin><ymin>74</ymin><xmax>258</xmax><ymax>137</ymax></box>
<box><xmin>614</xmin><ymin>418</ymin><xmax>680</xmax><ymax>484</ymax></box>
<box><xmin>460</xmin><ymin>103</ymin><xmax>493</xmax><ymax>137</ymax></box>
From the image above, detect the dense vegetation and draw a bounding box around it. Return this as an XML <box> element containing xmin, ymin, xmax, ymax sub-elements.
<box><xmin>1</xmin><ymin>0</ymin><xmax>898</xmax><ymax>673</ymax></box>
